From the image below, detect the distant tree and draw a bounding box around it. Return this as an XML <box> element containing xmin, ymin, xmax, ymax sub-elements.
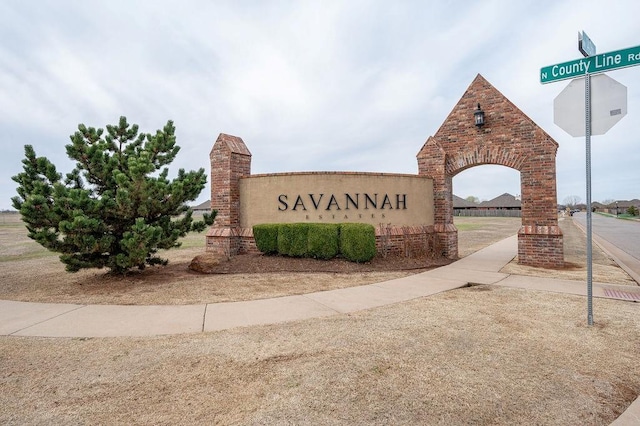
<box><xmin>465</xmin><ymin>196</ymin><xmax>480</xmax><ymax>204</ymax></box>
<box><xmin>563</xmin><ymin>195</ymin><xmax>581</xmax><ymax>208</ymax></box>
<box><xmin>600</xmin><ymin>199</ymin><xmax>616</xmax><ymax>206</ymax></box>
<box><xmin>627</xmin><ymin>206</ymin><xmax>639</xmax><ymax>216</ymax></box>
<box><xmin>12</xmin><ymin>117</ymin><xmax>215</xmax><ymax>274</ymax></box>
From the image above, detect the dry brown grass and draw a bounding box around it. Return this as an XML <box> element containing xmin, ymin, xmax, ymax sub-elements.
<box><xmin>2</xmin><ymin>286</ymin><xmax>638</xmax><ymax>425</ymax></box>
<box><xmin>1</xmin><ymin>213</ymin><xmax>639</xmax><ymax>425</ymax></box>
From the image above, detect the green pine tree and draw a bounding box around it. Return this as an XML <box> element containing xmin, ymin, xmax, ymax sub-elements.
<box><xmin>12</xmin><ymin>117</ymin><xmax>215</xmax><ymax>274</ymax></box>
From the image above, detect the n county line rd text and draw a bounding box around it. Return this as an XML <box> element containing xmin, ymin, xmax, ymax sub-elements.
<box><xmin>540</xmin><ymin>45</ymin><xmax>640</xmax><ymax>83</ymax></box>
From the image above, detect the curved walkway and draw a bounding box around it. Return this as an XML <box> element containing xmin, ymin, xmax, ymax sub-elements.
<box><xmin>2</xmin><ymin>234</ymin><xmax>640</xmax><ymax>424</ymax></box>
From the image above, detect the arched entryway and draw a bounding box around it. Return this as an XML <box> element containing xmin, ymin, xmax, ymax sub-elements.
<box><xmin>417</xmin><ymin>74</ymin><xmax>563</xmax><ymax>268</ymax></box>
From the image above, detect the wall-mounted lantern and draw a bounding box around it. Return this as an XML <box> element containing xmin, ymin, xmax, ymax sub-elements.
<box><xmin>474</xmin><ymin>103</ymin><xmax>485</xmax><ymax>127</ymax></box>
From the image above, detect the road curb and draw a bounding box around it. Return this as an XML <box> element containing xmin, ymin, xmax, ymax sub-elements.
<box><xmin>572</xmin><ymin>219</ymin><xmax>640</xmax><ymax>285</ymax></box>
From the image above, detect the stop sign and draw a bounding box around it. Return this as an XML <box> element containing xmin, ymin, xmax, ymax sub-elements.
<box><xmin>553</xmin><ymin>73</ymin><xmax>627</xmax><ymax>137</ymax></box>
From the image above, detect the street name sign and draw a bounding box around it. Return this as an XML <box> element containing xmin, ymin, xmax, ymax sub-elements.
<box><xmin>541</xmin><ymin>44</ymin><xmax>640</xmax><ymax>84</ymax></box>
<box><xmin>579</xmin><ymin>31</ymin><xmax>596</xmax><ymax>57</ymax></box>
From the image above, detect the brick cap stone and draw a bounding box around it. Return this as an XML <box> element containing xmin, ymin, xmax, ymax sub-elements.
<box><xmin>518</xmin><ymin>225</ymin><xmax>563</xmax><ymax>236</ymax></box>
<box><xmin>416</xmin><ymin>136</ymin><xmax>445</xmax><ymax>160</ymax></box>
<box><xmin>209</xmin><ymin>225</ymin><xmax>437</xmax><ymax>239</ymax></box>
<box><xmin>206</xmin><ymin>227</ymin><xmax>237</xmax><ymax>237</ymax></box>
<box><xmin>375</xmin><ymin>224</ymin><xmax>435</xmax><ymax>236</ymax></box>
<box><xmin>433</xmin><ymin>223</ymin><xmax>458</xmax><ymax>233</ymax></box>
<box><xmin>210</xmin><ymin>133</ymin><xmax>252</xmax><ymax>157</ymax></box>
<box><xmin>206</xmin><ymin>227</ymin><xmax>254</xmax><ymax>238</ymax></box>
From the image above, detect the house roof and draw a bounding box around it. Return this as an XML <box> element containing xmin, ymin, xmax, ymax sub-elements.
<box><xmin>479</xmin><ymin>193</ymin><xmax>521</xmax><ymax>208</ymax></box>
<box><xmin>615</xmin><ymin>199</ymin><xmax>640</xmax><ymax>208</ymax></box>
<box><xmin>453</xmin><ymin>195</ymin><xmax>478</xmax><ymax>208</ymax></box>
<box><xmin>192</xmin><ymin>200</ymin><xmax>211</xmax><ymax>211</ymax></box>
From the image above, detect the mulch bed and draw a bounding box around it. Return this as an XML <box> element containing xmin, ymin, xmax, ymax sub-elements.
<box><xmin>192</xmin><ymin>253</ymin><xmax>454</xmax><ymax>274</ymax></box>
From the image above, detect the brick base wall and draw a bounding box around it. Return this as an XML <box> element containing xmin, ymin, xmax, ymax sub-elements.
<box><xmin>518</xmin><ymin>226</ymin><xmax>564</xmax><ymax>268</ymax></box>
<box><xmin>207</xmin><ymin>225</ymin><xmax>440</xmax><ymax>258</ymax></box>
<box><xmin>205</xmin><ymin>226</ymin><xmax>241</xmax><ymax>257</ymax></box>
<box><xmin>375</xmin><ymin>225</ymin><xmax>439</xmax><ymax>257</ymax></box>
<box><xmin>433</xmin><ymin>224</ymin><xmax>458</xmax><ymax>259</ymax></box>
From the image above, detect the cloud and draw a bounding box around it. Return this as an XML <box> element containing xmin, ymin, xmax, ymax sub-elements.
<box><xmin>1</xmin><ymin>0</ymin><xmax>639</xmax><ymax>210</ymax></box>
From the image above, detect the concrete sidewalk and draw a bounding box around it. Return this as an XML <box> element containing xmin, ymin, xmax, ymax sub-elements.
<box><xmin>2</xmin><ymin>234</ymin><xmax>640</xmax><ymax>424</ymax></box>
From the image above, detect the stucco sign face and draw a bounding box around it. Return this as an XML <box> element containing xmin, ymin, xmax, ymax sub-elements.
<box><xmin>239</xmin><ymin>172</ymin><xmax>434</xmax><ymax>228</ymax></box>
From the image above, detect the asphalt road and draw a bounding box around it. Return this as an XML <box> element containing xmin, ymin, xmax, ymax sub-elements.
<box><xmin>572</xmin><ymin>212</ymin><xmax>640</xmax><ymax>262</ymax></box>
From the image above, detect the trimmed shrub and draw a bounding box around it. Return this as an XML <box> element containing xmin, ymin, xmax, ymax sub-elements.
<box><xmin>253</xmin><ymin>224</ymin><xmax>280</xmax><ymax>254</ymax></box>
<box><xmin>339</xmin><ymin>223</ymin><xmax>376</xmax><ymax>263</ymax></box>
<box><xmin>307</xmin><ymin>224</ymin><xmax>339</xmax><ymax>259</ymax></box>
<box><xmin>277</xmin><ymin>223</ymin><xmax>310</xmax><ymax>257</ymax></box>
<box><xmin>276</xmin><ymin>224</ymin><xmax>293</xmax><ymax>255</ymax></box>
<box><xmin>289</xmin><ymin>223</ymin><xmax>310</xmax><ymax>257</ymax></box>
<box><xmin>255</xmin><ymin>222</ymin><xmax>376</xmax><ymax>263</ymax></box>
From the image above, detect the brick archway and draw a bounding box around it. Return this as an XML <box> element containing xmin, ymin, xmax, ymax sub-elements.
<box><xmin>417</xmin><ymin>74</ymin><xmax>563</xmax><ymax>267</ymax></box>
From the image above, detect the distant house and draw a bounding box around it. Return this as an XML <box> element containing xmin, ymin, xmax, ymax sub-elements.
<box><xmin>612</xmin><ymin>199</ymin><xmax>640</xmax><ymax>215</ymax></box>
<box><xmin>589</xmin><ymin>199</ymin><xmax>639</xmax><ymax>215</ymax></box>
<box><xmin>455</xmin><ymin>193</ymin><xmax>521</xmax><ymax>217</ymax></box>
<box><xmin>617</xmin><ymin>199</ymin><xmax>640</xmax><ymax>209</ymax></box>
<box><xmin>191</xmin><ymin>200</ymin><xmax>211</xmax><ymax>212</ymax></box>
<box><xmin>453</xmin><ymin>195</ymin><xmax>478</xmax><ymax>210</ymax></box>
<box><xmin>479</xmin><ymin>193</ymin><xmax>521</xmax><ymax>210</ymax></box>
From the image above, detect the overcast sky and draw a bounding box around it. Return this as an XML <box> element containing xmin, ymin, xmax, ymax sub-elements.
<box><xmin>1</xmin><ymin>0</ymin><xmax>638</xmax><ymax>210</ymax></box>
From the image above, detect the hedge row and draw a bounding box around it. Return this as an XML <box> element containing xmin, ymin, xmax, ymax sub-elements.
<box><xmin>253</xmin><ymin>223</ymin><xmax>376</xmax><ymax>263</ymax></box>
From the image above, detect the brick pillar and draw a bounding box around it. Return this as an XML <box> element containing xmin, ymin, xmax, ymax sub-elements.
<box><xmin>206</xmin><ymin>134</ymin><xmax>251</xmax><ymax>256</ymax></box>
<box><xmin>417</xmin><ymin>137</ymin><xmax>458</xmax><ymax>259</ymax></box>
<box><xmin>518</xmin><ymin>159</ymin><xmax>563</xmax><ymax>267</ymax></box>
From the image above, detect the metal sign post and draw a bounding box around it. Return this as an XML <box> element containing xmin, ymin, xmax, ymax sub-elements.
<box><xmin>579</xmin><ymin>31</ymin><xmax>595</xmax><ymax>326</ymax></box>
<box><xmin>584</xmin><ymin>71</ymin><xmax>594</xmax><ymax>326</ymax></box>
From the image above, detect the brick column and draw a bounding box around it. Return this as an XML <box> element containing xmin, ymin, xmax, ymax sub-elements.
<box><xmin>417</xmin><ymin>137</ymin><xmax>458</xmax><ymax>259</ymax></box>
<box><xmin>206</xmin><ymin>134</ymin><xmax>251</xmax><ymax>256</ymax></box>
<box><xmin>518</xmin><ymin>158</ymin><xmax>563</xmax><ymax>267</ymax></box>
